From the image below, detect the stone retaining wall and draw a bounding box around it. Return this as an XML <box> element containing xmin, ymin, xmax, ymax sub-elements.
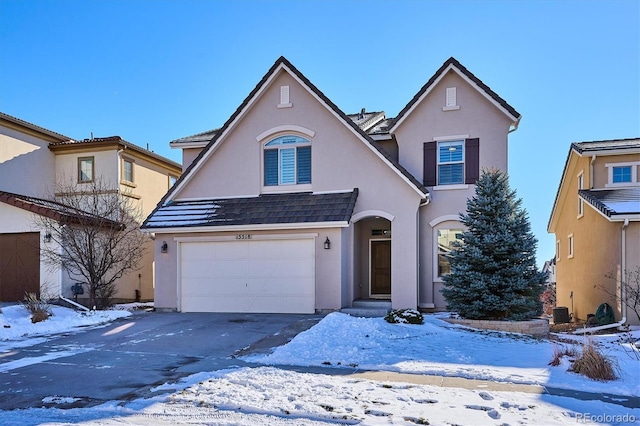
<box><xmin>443</xmin><ymin>318</ymin><xmax>549</xmax><ymax>337</ymax></box>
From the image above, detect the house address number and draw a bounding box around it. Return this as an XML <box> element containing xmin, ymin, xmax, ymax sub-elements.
<box><xmin>236</xmin><ymin>234</ymin><xmax>252</xmax><ymax>240</ymax></box>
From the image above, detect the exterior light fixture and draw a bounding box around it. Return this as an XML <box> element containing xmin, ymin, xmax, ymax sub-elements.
<box><xmin>43</xmin><ymin>232</ymin><xmax>52</xmax><ymax>243</ymax></box>
<box><xmin>324</xmin><ymin>237</ymin><xmax>331</xmax><ymax>250</ymax></box>
<box><xmin>161</xmin><ymin>241</ymin><xmax>168</xmax><ymax>253</ymax></box>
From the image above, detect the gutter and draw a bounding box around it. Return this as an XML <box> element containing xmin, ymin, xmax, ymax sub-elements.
<box><xmin>574</xmin><ymin>218</ymin><xmax>629</xmax><ymax>334</ymax></box>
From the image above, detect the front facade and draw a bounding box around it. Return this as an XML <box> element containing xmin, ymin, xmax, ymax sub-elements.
<box><xmin>143</xmin><ymin>56</ymin><xmax>520</xmax><ymax>313</ymax></box>
<box><xmin>548</xmin><ymin>138</ymin><xmax>640</xmax><ymax>325</ymax></box>
<box><xmin>0</xmin><ymin>113</ymin><xmax>181</xmax><ymax>303</ymax></box>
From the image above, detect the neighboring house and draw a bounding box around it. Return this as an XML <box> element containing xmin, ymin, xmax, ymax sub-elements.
<box><xmin>142</xmin><ymin>56</ymin><xmax>521</xmax><ymax>314</ymax></box>
<box><xmin>0</xmin><ymin>112</ymin><xmax>182</xmax><ymax>303</ymax></box>
<box><xmin>548</xmin><ymin>138</ymin><xmax>640</xmax><ymax>326</ymax></box>
<box><xmin>542</xmin><ymin>257</ymin><xmax>556</xmax><ymax>288</ymax></box>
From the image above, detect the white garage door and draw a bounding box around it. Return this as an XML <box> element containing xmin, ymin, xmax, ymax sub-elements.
<box><xmin>180</xmin><ymin>238</ymin><xmax>315</xmax><ymax>313</ymax></box>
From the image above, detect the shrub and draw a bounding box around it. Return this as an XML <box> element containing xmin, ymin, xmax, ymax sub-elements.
<box><xmin>570</xmin><ymin>341</ymin><xmax>619</xmax><ymax>381</ymax></box>
<box><xmin>541</xmin><ymin>283</ymin><xmax>556</xmax><ymax>315</ymax></box>
<box><xmin>21</xmin><ymin>292</ymin><xmax>52</xmax><ymax>324</ymax></box>
<box><xmin>548</xmin><ymin>344</ymin><xmax>578</xmax><ymax>366</ymax></box>
<box><xmin>384</xmin><ymin>309</ymin><xmax>424</xmax><ymax>324</ymax></box>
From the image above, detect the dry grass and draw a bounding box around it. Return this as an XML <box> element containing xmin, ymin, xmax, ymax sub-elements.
<box><xmin>548</xmin><ymin>344</ymin><xmax>578</xmax><ymax>366</ymax></box>
<box><xmin>570</xmin><ymin>341</ymin><xmax>619</xmax><ymax>381</ymax></box>
<box><xmin>21</xmin><ymin>292</ymin><xmax>52</xmax><ymax>324</ymax></box>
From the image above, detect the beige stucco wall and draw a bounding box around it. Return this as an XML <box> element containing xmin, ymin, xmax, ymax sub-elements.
<box><xmin>392</xmin><ymin>69</ymin><xmax>515</xmax><ymax>309</ymax></box>
<box><xmin>552</xmin><ymin>151</ymin><xmax>640</xmax><ymax>325</ymax></box>
<box><xmin>0</xmin><ymin>124</ymin><xmax>56</xmax><ymax>197</ymax></box>
<box><xmin>163</xmin><ymin>69</ymin><xmax>425</xmax><ymax>310</ymax></box>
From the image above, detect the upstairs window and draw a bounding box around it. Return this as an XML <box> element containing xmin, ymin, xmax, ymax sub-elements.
<box><xmin>424</xmin><ymin>138</ymin><xmax>479</xmax><ymax>187</ymax></box>
<box><xmin>122</xmin><ymin>158</ymin><xmax>134</xmax><ymax>183</ymax></box>
<box><xmin>438</xmin><ymin>141</ymin><xmax>464</xmax><ymax>185</ymax></box>
<box><xmin>264</xmin><ymin>135</ymin><xmax>311</xmax><ymax>186</ymax></box>
<box><xmin>78</xmin><ymin>156</ymin><xmax>94</xmax><ymax>183</ymax></box>
<box><xmin>612</xmin><ymin>166</ymin><xmax>631</xmax><ymax>183</ymax></box>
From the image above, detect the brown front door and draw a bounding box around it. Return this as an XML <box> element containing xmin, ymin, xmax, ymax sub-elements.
<box><xmin>370</xmin><ymin>240</ymin><xmax>391</xmax><ymax>296</ymax></box>
<box><xmin>0</xmin><ymin>232</ymin><xmax>40</xmax><ymax>301</ymax></box>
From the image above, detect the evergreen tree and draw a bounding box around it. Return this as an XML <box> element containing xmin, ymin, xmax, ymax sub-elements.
<box><xmin>441</xmin><ymin>169</ymin><xmax>545</xmax><ymax>320</ymax></box>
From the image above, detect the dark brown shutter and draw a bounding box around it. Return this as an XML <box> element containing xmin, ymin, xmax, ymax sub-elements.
<box><xmin>465</xmin><ymin>138</ymin><xmax>480</xmax><ymax>184</ymax></box>
<box><xmin>423</xmin><ymin>141</ymin><xmax>437</xmax><ymax>186</ymax></box>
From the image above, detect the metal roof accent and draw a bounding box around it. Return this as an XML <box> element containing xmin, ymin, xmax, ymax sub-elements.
<box><xmin>142</xmin><ymin>189</ymin><xmax>358</xmax><ymax>230</ymax></box>
<box><xmin>579</xmin><ymin>188</ymin><xmax>640</xmax><ymax>217</ymax></box>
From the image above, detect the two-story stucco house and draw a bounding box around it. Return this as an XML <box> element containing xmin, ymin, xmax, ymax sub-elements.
<box><xmin>0</xmin><ymin>112</ymin><xmax>181</xmax><ymax>304</ymax></box>
<box><xmin>142</xmin><ymin>56</ymin><xmax>521</xmax><ymax>314</ymax></box>
<box><xmin>548</xmin><ymin>138</ymin><xmax>640</xmax><ymax>326</ymax></box>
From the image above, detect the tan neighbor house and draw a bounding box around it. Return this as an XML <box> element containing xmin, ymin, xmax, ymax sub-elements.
<box><xmin>142</xmin><ymin>56</ymin><xmax>522</xmax><ymax>314</ymax></box>
<box><xmin>548</xmin><ymin>138</ymin><xmax>640</xmax><ymax>326</ymax></box>
<box><xmin>0</xmin><ymin>112</ymin><xmax>181</xmax><ymax>304</ymax></box>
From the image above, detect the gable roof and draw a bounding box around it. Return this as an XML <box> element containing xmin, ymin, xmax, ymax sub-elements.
<box><xmin>0</xmin><ymin>190</ymin><xmax>122</xmax><ymax>227</ymax></box>
<box><xmin>157</xmin><ymin>56</ymin><xmax>428</xmax><ymax>212</ymax></box>
<box><xmin>548</xmin><ymin>137</ymin><xmax>640</xmax><ymax>231</ymax></box>
<box><xmin>49</xmin><ymin>135</ymin><xmax>182</xmax><ymax>172</ymax></box>
<box><xmin>389</xmin><ymin>57</ymin><xmax>521</xmax><ymax>132</ymax></box>
<box><xmin>0</xmin><ymin>111</ymin><xmax>72</xmax><ymax>142</ymax></box>
<box><xmin>579</xmin><ymin>188</ymin><xmax>640</xmax><ymax>220</ymax></box>
<box><xmin>142</xmin><ymin>190</ymin><xmax>358</xmax><ymax>231</ymax></box>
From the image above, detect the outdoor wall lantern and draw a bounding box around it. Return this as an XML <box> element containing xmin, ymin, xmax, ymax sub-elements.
<box><xmin>43</xmin><ymin>232</ymin><xmax>52</xmax><ymax>243</ymax></box>
<box><xmin>161</xmin><ymin>241</ymin><xmax>168</xmax><ymax>253</ymax></box>
<box><xmin>324</xmin><ymin>237</ymin><xmax>331</xmax><ymax>250</ymax></box>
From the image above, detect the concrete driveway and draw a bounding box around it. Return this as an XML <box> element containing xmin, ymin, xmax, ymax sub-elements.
<box><xmin>0</xmin><ymin>311</ymin><xmax>323</xmax><ymax>410</ymax></box>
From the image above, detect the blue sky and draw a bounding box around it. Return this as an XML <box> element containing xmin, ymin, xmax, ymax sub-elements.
<box><xmin>1</xmin><ymin>0</ymin><xmax>638</xmax><ymax>265</ymax></box>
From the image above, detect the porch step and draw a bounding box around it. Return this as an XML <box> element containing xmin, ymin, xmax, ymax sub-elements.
<box><xmin>341</xmin><ymin>299</ymin><xmax>391</xmax><ymax>318</ymax></box>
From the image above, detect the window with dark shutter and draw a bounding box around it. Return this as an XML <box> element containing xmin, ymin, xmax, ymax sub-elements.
<box><xmin>464</xmin><ymin>138</ymin><xmax>480</xmax><ymax>184</ymax></box>
<box><xmin>264</xmin><ymin>149</ymin><xmax>278</xmax><ymax>186</ymax></box>
<box><xmin>297</xmin><ymin>146</ymin><xmax>311</xmax><ymax>184</ymax></box>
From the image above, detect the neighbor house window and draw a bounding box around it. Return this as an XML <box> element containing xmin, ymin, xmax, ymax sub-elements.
<box><xmin>606</xmin><ymin>162</ymin><xmax>639</xmax><ymax>187</ymax></box>
<box><xmin>438</xmin><ymin>141</ymin><xmax>464</xmax><ymax>185</ymax></box>
<box><xmin>577</xmin><ymin>171</ymin><xmax>584</xmax><ymax>217</ymax></box>
<box><xmin>437</xmin><ymin>228</ymin><xmax>464</xmax><ymax>277</ymax></box>
<box><xmin>78</xmin><ymin>156</ymin><xmax>94</xmax><ymax>183</ymax></box>
<box><xmin>556</xmin><ymin>240</ymin><xmax>561</xmax><ymax>262</ymax></box>
<box><xmin>169</xmin><ymin>175</ymin><xmax>178</xmax><ymax>188</ymax></box>
<box><xmin>568</xmin><ymin>234</ymin><xmax>574</xmax><ymax>259</ymax></box>
<box><xmin>264</xmin><ymin>135</ymin><xmax>311</xmax><ymax>186</ymax></box>
<box><xmin>122</xmin><ymin>158</ymin><xmax>134</xmax><ymax>183</ymax></box>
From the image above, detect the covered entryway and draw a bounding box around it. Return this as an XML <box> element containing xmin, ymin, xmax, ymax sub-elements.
<box><xmin>0</xmin><ymin>232</ymin><xmax>40</xmax><ymax>301</ymax></box>
<box><xmin>353</xmin><ymin>215</ymin><xmax>392</xmax><ymax>300</ymax></box>
<box><xmin>179</xmin><ymin>237</ymin><xmax>315</xmax><ymax>313</ymax></box>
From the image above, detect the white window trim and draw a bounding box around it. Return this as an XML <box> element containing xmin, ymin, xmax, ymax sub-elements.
<box><xmin>260</xmin><ymin>134</ymin><xmax>312</xmax><ymax>193</ymax></box>
<box><xmin>437</xmin><ymin>140</ymin><xmax>465</xmax><ymax>186</ymax></box>
<box><xmin>568</xmin><ymin>234</ymin><xmax>574</xmax><ymax>259</ymax></box>
<box><xmin>433</xmin><ymin>224</ymin><xmax>464</xmax><ymax>282</ymax></box>
<box><xmin>577</xmin><ymin>171</ymin><xmax>584</xmax><ymax>219</ymax></box>
<box><xmin>605</xmin><ymin>161</ymin><xmax>640</xmax><ymax>187</ymax></box>
<box><xmin>432</xmin><ymin>184</ymin><xmax>469</xmax><ymax>191</ymax></box>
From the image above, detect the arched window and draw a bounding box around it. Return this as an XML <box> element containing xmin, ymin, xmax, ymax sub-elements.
<box><xmin>264</xmin><ymin>135</ymin><xmax>311</xmax><ymax>186</ymax></box>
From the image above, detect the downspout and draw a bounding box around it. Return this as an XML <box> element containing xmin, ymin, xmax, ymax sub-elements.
<box><xmin>574</xmin><ymin>218</ymin><xmax>629</xmax><ymax>334</ymax></box>
<box><xmin>116</xmin><ymin>147</ymin><xmax>125</xmax><ymax>194</ymax></box>
<box><xmin>418</xmin><ymin>194</ymin><xmax>433</xmax><ymax>309</ymax></box>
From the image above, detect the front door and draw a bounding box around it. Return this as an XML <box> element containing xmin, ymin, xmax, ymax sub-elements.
<box><xmin>370</xmin><ymin>240</ymin><xmax>391</xmax><ymax>297</ymax></box>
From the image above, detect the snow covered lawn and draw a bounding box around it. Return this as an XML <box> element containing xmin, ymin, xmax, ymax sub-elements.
<box><xmin>1</xmin><ymin>307</ymin><xmax>638</xmax><ymax>425</ymax></box>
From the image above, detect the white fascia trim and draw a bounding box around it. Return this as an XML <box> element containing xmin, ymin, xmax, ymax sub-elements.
<box><xmin>144</xmin><ymin>221</ymin><xmax>349</xmax><ymax>234</ymax></box>
<box><xmin>175</xmin><ymin>232</ymin><xmax>319</xmax><ymax>243</ymax></box>
<box><xmin>166</xmin><ymin>64</ymin><xmax>287</xmax><ymax>203</ymax></box>
<box><xmin>282</xmin><ymin>64</ymin><xmax>427</xmax><ymax>199</ymax></box>
<box><xmin>169</xmin><ymin>141</ymin><xmax>209</xmax><ymax>150</ymax></box>
<box><xmin>390</xmin><ymin>64</ymin><xmax>519</xmax><ymax>132</ymax></box>
<box><xmin>312</xmin><ymin>189</ymin><xmax>356</xmax><ymax>195</ymax></box>
<box><xmin>256</xmin><ymin>125</ymin><xmax>316</xmax><ymax>142</ymax></box>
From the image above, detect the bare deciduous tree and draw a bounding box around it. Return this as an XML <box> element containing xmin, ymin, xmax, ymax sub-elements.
<box><xmin>597</xmin><ymin>267</ymin><xmax>640</xmax><ymax>324</ymax></box>
<box><xmin>34</xmin><ymin>178</ymin><xmax>147</xmax><ymax>309</ymax></box>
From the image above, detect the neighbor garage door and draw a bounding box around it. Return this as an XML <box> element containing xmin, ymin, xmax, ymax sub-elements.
<box><xmin>0</xmin><ymin>232</ymin><xmax>40</xmax><ymax>302</ymax></box>
<box><xmin>180</xmin><ymin>238</ymin><xmax>315</xmax><ymax>313</ymax></box>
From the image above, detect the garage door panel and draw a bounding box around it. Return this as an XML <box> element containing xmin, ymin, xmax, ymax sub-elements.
<box><xmin>180</xmin><ymin>238</ymin><xmax>315</xmax><ymax>313</ymax></box>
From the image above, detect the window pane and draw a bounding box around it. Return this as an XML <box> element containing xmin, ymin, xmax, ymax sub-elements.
<box><xmin>297</xmin><ymin>146</ymin><xmax>311</xmax><ymax>184</ymax></box>
<box><xmin>438</xmin><ymin>142</ymin><xmax>463</xmax><ymax>162</ymax></box>
<box><xmin>264</xmin><ymin>149</ymin><xmax>278</xmax><ymax>186</ymax></box>
<box><xmin>123</xmin><ymin>160</ymin><xmax>133</xmax><ymax>182</ymax></box>
<box><xmin>79</xmin><ymin>158</ymin><xmax>93</xmax><ymax>182</ymax></box>
<box><xmin>612</xmin><ymin>166</ymin><xmax>632</xmax><ymax>183</ymax></box>
<box><xmin>437</xmin><ymin>228</ymin><xmax>463</xmax><ymax>277</ymax></box>
<box><xmin>279</xmin><ymin>148</ymin><xmax>296</xmax><ymax>184</ymax></box>
<box><xmin>438</xmin><ymin>163</ymin><xmax>464</xmax><ymax>185</ymax></box>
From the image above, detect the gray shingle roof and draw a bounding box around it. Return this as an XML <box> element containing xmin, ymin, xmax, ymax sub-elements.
<box><xmin>579</xmin><ymin>188</ymin><xmax>640</xmax><ymax>217</ymax></box>
<box><xmin>572</xmin><ymin>138</ymin><xmax>640</xmax><ymax>154</ymax></box>
<box><xmin>142</xmin><ymin>190</ymin><xmax>359</xmax><ymax>229</ymax></box>
<box><xmin>169</xmin><ymin>128</ymin><xmax>220</xmax><ymax>145</ymax></box>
